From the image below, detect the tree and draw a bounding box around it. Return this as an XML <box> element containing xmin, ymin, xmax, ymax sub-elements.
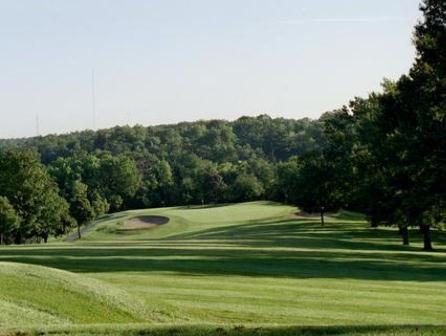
<box><xmin>0</xmin><ymin>196</ymin><xmax>20</xmax><ymax>245</ymax></box>
<box><xmin>371</xmin><ymin>0</ymin><xmax>446</xmax><ymax>250</ymax></box>
<box><xmin>143</xmin><ymin>159</ymin><xmax>175</xmax><ymax>207</ymax></box>
<box><xmin>98</xmin><ymin>154</ymin><xmax>141</xmax><ymax>211</ymax></box>
<box><xmin>349</xmin><ymin>93</ymin><xmax>393</xmax><ymax>228</ymax></box>
<box><xmin>319</xmin><ymin>109</ymin><xmax>357</xmax><ymax>209</ymax></box>
<box><xmin>34</xmin><ymin>183</ymin><xmax>71</xmax><ymax>243</ymax></box>
<box><xmin>231</xmin><ymin>174</ymin><xmax>264</xmax><ymax>202</ymax></box>
<box><xmin>246</xmin><ymin>158</ymin><xmax>276</xmax><ymax>196</ymax></box>
<box><xmin>91</xmin><ymin>191</ymin><xmax>110</xmax><ymax>217</ymax></box>
<box><xmin>0</xmin><ymin>149</ymin><xmax>71</xmax><ymax>244</ymax></box>
<box><xmin>275</xmin><ymin>157</ymin><xmax>301</xmax><ymax>204</ymax></box>
<box><xmin>195</xmin><ymin>161</ymin><xmax>226</xmax><ymax>204</ymax></box>
<box><xmin>70</xmin><ymin>181</ymin><xmax>95</xmax><ymax>239</ymax></box>
<box><xmin>294</xmin><ymin>154</ymin><xmax>342</xmax><ymax>226</ymax></box>
<box><xmin>409</xmin><ymin>0</ymin><xmax>446</xmax><ymax>250</ymax></box>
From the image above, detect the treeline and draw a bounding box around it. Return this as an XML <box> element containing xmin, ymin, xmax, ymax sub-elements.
<box><xmin>0</xmin><ymin>116</ymin><xmax>325</xmax><ymax>244</ymax></box>
<box><xmin>0</xmin><ymin>0</ymin><xmax>444</xmax><ymax>250</ymax></box>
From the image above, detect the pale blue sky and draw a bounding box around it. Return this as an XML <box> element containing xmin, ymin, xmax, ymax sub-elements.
<box><xmin>0</xmin><ymin>0</ymin><xmax>421</xmax><ymax>138</ymax></box>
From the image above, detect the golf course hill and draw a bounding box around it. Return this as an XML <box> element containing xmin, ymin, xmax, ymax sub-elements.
<box><xmin>0</xmin><ymin>262</ymin><xmax>153</xmax><ymax>328</ymax></box>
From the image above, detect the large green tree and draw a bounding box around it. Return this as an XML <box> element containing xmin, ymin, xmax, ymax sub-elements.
<box><xmin>0</xmin><ymin>149</ymin><xmax>71</xmax><ymax>244</ymax></box>
<box><xmin>375</xmin><ymin>0</ymin><xmax>446</xmax><ymax>250</ymax></box>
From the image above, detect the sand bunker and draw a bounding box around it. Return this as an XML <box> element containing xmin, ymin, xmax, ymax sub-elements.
<box><xmin>121</xmin><ymin>216</ymin><xmax>169</xmax><ymax>230</ymax></box>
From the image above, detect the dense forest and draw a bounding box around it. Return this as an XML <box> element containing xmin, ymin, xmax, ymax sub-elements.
<box><xmin>0</xmin><ymin>0</ymin><xmax>444</xmax><ymax>250</ymax></box>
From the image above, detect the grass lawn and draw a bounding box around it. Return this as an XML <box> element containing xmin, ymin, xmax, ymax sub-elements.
<box><xmin>0</xmin><ymin>201</ymin><xmax>446</xmax><ymax>335</ymax></box>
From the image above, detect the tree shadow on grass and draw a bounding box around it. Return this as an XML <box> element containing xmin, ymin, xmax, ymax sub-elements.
<box><xmin>1</xmin><ymin>217</ymin><xmax>445</xmax><ymax>281</ymax></box>
<box><xmin>168</xmin><ymin>217</ymin><xmax>446</xmax><ymax>253</ymax></box>
<box><xmin>1</xmin><ymin>243</ymin><xmax>446</xmax><ymax>281</ymax></box>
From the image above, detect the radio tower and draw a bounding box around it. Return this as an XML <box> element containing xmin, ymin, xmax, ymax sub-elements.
<box><xmin>91</xmin><ymin>69</ymin><xmax>97</xmax><ymax>130</ymax></box>
<box><xmin>36</xmin><ymin>115</ymin><xmax>40</xmax><ymax>136</ymax></box>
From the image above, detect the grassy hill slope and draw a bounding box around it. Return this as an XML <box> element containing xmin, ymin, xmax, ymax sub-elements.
<box><xmin>0</xmin><ymin>262</ymin><xmax>155</xmax><ymax>329</ymax></box>
<box><xmin>1</xmin><ymin>202</ymin><xmax>446</xmax><ymax>335</ymax></box>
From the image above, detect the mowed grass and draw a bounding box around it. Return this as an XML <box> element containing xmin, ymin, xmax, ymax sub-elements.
<box><xmin>1</xmin><ymin>201</ymin><xmax>446</xmax><ymax>335</ymax></box>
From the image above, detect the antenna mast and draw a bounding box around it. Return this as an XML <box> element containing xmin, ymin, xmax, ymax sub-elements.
<box><xmin>36</xmin><ymin>115</ymin><xmax>40</xmax><ymax>136</ymax></box>
<box><xmin>91</xmin><ymin>69</ymin><xmax>96</xmax><ymax>130</ymax></box>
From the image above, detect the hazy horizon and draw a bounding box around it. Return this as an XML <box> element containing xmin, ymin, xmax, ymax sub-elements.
<box><xmin>1</xmin><ymin>0</ymin><xmax>421</xmax><ymax>138</ymax></box>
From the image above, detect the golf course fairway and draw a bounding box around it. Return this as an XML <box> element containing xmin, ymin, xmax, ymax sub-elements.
<box><xmin>1</xmin><ymin>202</ymin><xmax>445</xmax><ymax>335</ymax></box>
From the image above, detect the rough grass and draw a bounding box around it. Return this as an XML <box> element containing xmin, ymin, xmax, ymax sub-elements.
<box><xmin>1</xmin><ymin>201</ymin><xmax>445</xmax><ymax>334</ymax></box>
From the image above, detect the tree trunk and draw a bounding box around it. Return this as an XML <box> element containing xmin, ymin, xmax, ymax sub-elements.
<box><xmin>77</xmin><ymin>224</ymin><xmax>81</xmax><ymax>239</ymax></box>
<box><xmin>400</xmin><ymin>226</ymin><xmax>410</xmax><ymax>246</ymax></box>
<box><xmin>370</xmin><ymin>218</ymin><xmax>379</xmax><ymax>228</ymax></box>
<box><xmin>320</xmin><ymin>208</ymin><xmax>325</xmax><ymax>226</ymax></box>
<box><xmin>421</xmin><ymin>225</ymin><xmax>433</xmax><ymax>251</ymax></box>
<box><xmin>0</xmin><ymin>232</ymin><xmax>3</xmax><ymax>245</ymax></box>
<box><xmin>43</xmin><ymin>234</ymin><xmax>48</xmax><ymax>244</ymax></box>
<box><xmin>15</xmin><ymin>233</ymin><xmax>22</xmax><ymax>245</ymax></box>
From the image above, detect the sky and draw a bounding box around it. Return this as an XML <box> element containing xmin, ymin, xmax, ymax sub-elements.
<box><xmin>0</xmin><ymin>0</ymin><xmax>422</xmax><ymax>138</ymax></box>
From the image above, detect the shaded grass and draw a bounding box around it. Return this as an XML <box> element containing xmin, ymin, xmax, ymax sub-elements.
<box><xmin>1</xmin><ymin>219</ymin><xmax>445</xmax><ymax>281</ymax></box>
